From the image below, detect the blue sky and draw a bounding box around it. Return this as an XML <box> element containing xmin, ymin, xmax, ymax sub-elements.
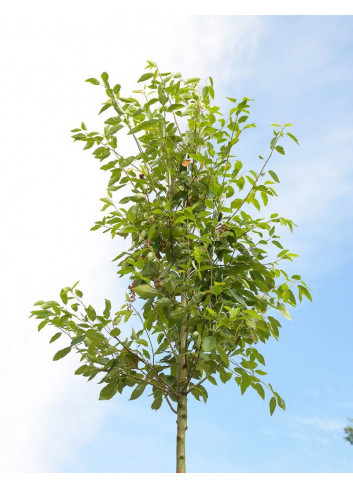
<box><xmin>1</xmin><ymin>12</ymin><xmax>353</xmax><ymax>473</ymax></box>
<box><xmin>63</xmin><ymin>16</ymin><xmax>353</xmax><ymax>472</ymax></box>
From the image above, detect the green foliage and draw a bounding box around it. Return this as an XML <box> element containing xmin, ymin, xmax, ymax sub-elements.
<box><xmin>344</xmin><ymin>419</ymin><xmax>353</xmax><ymax>445</ymax></box>
<box><xmin>31</xmin><ymin>61</ymin><xmax>311</xmax><ymax>418</ymax></box>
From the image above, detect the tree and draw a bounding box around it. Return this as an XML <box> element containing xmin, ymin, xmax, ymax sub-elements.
<box><xmin>344</xmin><ymin>419</ymin><xmax>353</xmax><ymax>445</ymax></box>
<box><xmin>30</xmin><ymin>61</ymin><xmax>312</xmax><ymax>473</ymax></box>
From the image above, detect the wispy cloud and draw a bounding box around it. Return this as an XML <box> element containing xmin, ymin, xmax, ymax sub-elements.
<box><xmin>0</xmin><ymin>14</ymin><xmax>266</xmax><ymax>472</ymax></box>
<box><xmin>259</xmin><ymin>122</ymin><xmax>353</xmax><ymax>278</ymax></box>
<box><xmin>298</xmin><ymin>416</ymin><xmax>345</xmax><ymax>434</ymax></box>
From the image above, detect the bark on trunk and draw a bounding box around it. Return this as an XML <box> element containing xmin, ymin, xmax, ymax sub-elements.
<box><xmin>176</xmin><ymin>296</ymin><xmax>188</xmax><ymax>473</ymax></box>
<box><xmin>176</xmin><ymin>391</ymin><xmax>187</xmax><ymax>472</ymax></box>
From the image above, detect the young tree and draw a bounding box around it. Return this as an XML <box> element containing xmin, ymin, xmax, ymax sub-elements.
<box><xmin>30</xmin><ymin>62</ymin><xmax>312</xmax><ymax>473</ymax></box>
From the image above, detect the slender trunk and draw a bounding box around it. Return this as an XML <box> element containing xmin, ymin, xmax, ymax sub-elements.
<box><xmin>176</xmin><ymin>296</ymin><xmax>188</xmax><ymax>473</ymax></box>
<box><xmin>176</xmin><ymin>390</ymin><xmax>187</xmax><ymax>472</ymax></box>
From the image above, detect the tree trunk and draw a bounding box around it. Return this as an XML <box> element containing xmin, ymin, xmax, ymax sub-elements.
<box><xmin>176</xmin><ymin>390</ymin><xmax>187</xmax><ymax>472</ymax></box>
<box><xmin>176</xmin><ymin>296</ymin><xmax>188</xmax><ymax>473</ymax></box>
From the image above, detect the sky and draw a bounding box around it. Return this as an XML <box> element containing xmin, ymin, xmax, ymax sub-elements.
<box><xmin>1</xmin><ymin>7</ymin><xmax>353</xmax><ymax>473</ymax></box>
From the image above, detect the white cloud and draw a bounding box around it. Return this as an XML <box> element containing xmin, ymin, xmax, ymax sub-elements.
<box><xmin>0</xmin><ymin>9</ymin><xmax>265</xmax><ymax>472</ymax></box>
<box><xmin>298</xmin><ymin>416</ymin><xmax>344</xmax><ymax>434</ymax></box>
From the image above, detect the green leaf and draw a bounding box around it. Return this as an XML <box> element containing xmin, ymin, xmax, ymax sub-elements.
<box><xmin>101</xmin><ymin>72</ymin><xmax>109</xmax><ymax>84</ymax></box>
<box><xmin>240</xmin><ymin>375</ymin><xmax>251</xmax><ymax>395</ymax></box>
<box><xmin>37</xmin><ymin>319</ymin><xmax>49</xmax><ymax>331</ymax></box>
<box><xmin>60</xmin><ymin>288</ymin><xmax>68</xmax><ymax>304</ymax></box>
<box><xmin>129</xmin><ymin>383</ymin><xmax>147</xmax><ymax>400</ymax></box>
<box><xmin>85</xmin><ymin>78</ymin><xmax>100</xmax><ymax>85</ymax></box>
<box><xmin>277</xmin><ymin>303</ymin><xmax>292</xmax><ymax>320</ymax></box>
<box><xmin>103</xmin><ymin>299</ymin><xmax>111</xmax><ymax>318</ymax></box>
<box><xmin>110</xmin><ymin>328</ymin><xmax>121</xmax><ymax>337</ymax></box>
<box><xmin>268</xmin><ymin>170</ymin><xmax>280</xmax><ymax>183</ymax></box>
<box><xmin>134</xmin><ymin>284</ymin><xmax>158</xmax><ymax>299</ymax></box>
<box><xmin>202</xmin><ymin>85</ymin><xmax>209</xmax><ymax>101</ymax></box>
<box><xmin>49</xmin><ymin>332</ymin><xmax>62</xmax><ymax>343</ymax></box>
<box><xmin>253</xmin><ymin>383</ymin><xmax>265</xmax><ymax>400</ymax></box>
<box><xmin>272</xmin><ymin>240</ymin><xmax>283</xmax><ymax>249</ymax></box>
<box><xmin>275</xmin><ymin>146</ymin><xmax>285</xmax><ymax>155</ymax></box>
<box><xmin>219</xmin><ymin>370</ymin><xmax>233</xmax><ymax>383</ymax></box>
<box><xmin>99</xmin><ymin>382</ymin><xmax>119</xmax><ymax>400</ymax></box>
<box><xmin>151</xmin><ymin>396</ymin><xmax>163</xmax><ymax>410</ymax></box>
<box><xmin>71</xmin><ymin>334</ymin><xmax>86</xmax><ymax>346</ymax></box>
<box><xmin>206</xmin><ymin>307</ymin><xmax>217</xmax><ymax>317</ymax></box>
<box><xmin>105</xmin><ymin>117</ymin><xmax>121</xmax><ymax>125</ymax></box>
<box><xmin>86</xmin><ymin>305</ymin><xmax>97</xmax><ymax>321</ymax></box>
<box><xmin>147</xmin><ymin>224</ymin><xmax>156</xmax><ymax>239</ymax></box>
<box><xmin>32</xmin><ymin>310</ymin><xmax>53</xmax><ymax>318</ymax></box>
<box><xmin>229</xmin><ymin>290</ymin><xmax>247</xmax><ymax>306</ymax></box>
<box><xmin>99</xmin><ymin>102</ymin><xmax>112</xmax><ymax>115</ymax></box>
<box><xmin>238</xmin><ymin>115</ymin><xmax>248</xmax><ymax>124</ymax></box>
<box><xmin>83</xmin><ymin>141</ymin><xmax>94</xmax><ymax>150</ymax></box>
<box><xmin>216</xmin><ymin>345</ymin><xmax>229</xmax><ymax>367</ymax></box>
<box><xmin>53</xmin><ymin>347</ymin><xmax>71</xmax><ymax>361</ymax></box>
<box><xmin>171</xmin><ymin>306</ymin><xmax>188</xmax><ymax>320</ymax></box>
<box><xmin>107</xmin><ymin>124</ymin><xmax>123</xmax><ymax>135</ymax></box>
<box><xmin>269</xmin><ymin>396</ymin><xmax>277</xmax><ymax>415</ymax></box>
<box><xmin>274</xmin><ymin>392</ymin><xmax>286</xmax><ymax>410</ymax></box>
<box><xmin>124</xmin><ymin>310</ymin><xmax>133</xmax><ymax>323</ymax></box>
<box><xmin>127</xmin><ymin>207</ymin><xmax>136</xmax><ymax>223</ymax></box>
<box><xmin>202</xmin><ymin>336</ymin><xmax>216</xmax><ymax>352</ymax></box>
<box><xmin>174</xmin><ymin>215</ymin><xmax>187</xmax><ymax>225</ymax></box>
<box><xmin>268</xmin><ymin>316</ymin><xmax>281</xmax><ymax>339</ymax></box>
<box><xmin>298</xmin><ymin>285</ymin><xmax>312</xmax><ymax>302</ymax></box>
<box><xmin>131</xmin><ymin>119</ymin><xmax>159</xmax><ymax>133</ymax></box>
<box><xmin>168</xmin><ymin>103</ymin><xmax>185</xmax><ymax>112</ymax></box>
<box><xmin>75</xmin><ymin>365</ymin><xmax>88</xmax><ymax>375</ymax></box>
<box><xmin>255</xmin><ymin>370</ymin><xmax>267</xmax><ymax>376</ymax></box>
<box><xmin>138</xmin><ymin>73</ymin><xmax>154</xmax><ymax>82</ymax></box>
<box><xmin>154</xmin><ymin>297</ymin><xmax>173</xmax><ymax>310</ymax></box>
<box><xmin>261</xmin><ymin>192</ymin><xmax>268</xmax><ymax>206</ymax></box>
<box><xmin>287</xmin><ymin>132</ymin><xmax>299</xmax><ymax>145</ymax></box>
<box><xmin>186</xmin><ymin>77</ymin><xmax>200</xmax><ymax>84</ymax></box>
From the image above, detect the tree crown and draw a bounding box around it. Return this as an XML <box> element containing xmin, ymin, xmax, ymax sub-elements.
<box><xmin>31</xmin><ymin>61</ymin><xmax>311</xmax><ymax>415</ymax></box>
